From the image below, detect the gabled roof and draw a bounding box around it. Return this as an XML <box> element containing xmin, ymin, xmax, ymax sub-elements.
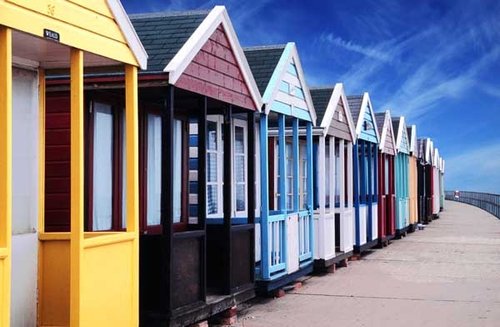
<box><xmin>130</xmin><ymin>10</ymin><xmax>209</xmax><ymax>72</ymax></box>
<box><xmin>407</xmin><ymin>124</ymin><xmax>418</xmax><ymax>157</ymax></box>
<box><xmin>244</xmin><ymin>42</ymin><xmax>317</xmax><ymax>123</ymax></box>
<box><xmin>375</xmin><ymin>110</ymin><xmax>396</xmax><ymax>153</ymax></box>
<box><xmin>417</xmin><ymin>138</ymin><xmax>432</xmax><ymax>163</ymax></box>
<box><xmin>131</xmin><ymin>6</ymin><xmax>262</xmax><ymax>110</ymax></box>
<box><xmin>310</xmin><ymin>83</ymin><xmax>356</xmax><ymax>141</ymax></box>
<box><xmin>392</xmin><ymin>116</ymin><xmax>410</xmax><ymax>154</ymax></box>
<box><xmin>347</xmin><ymin>92</ymin><xmax>380</xmax><ymax>141</ymax></box>
<box><xmin>244</xmin><ymin>45</ymin><xmax>286</xmax><ymax>95</ymax></box>
<box><xmin>433</xmin><ymin>147</ymin><xmax>440</xmax><ymax>167</ymax></box>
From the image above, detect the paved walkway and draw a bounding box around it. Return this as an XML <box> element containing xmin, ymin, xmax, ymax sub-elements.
<box><xmin>237</xmin><ymin>201</ymin><xmax>500</xmax><ymax>327</ymax></box>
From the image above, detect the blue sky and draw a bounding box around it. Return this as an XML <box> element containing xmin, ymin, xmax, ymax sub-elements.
<box><xmin>122</xmin><ymin>0</ymin><xmax>500</xmax><ymax>194</ymax></box>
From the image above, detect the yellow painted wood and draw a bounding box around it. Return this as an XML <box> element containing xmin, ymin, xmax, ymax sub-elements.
<box><xmin>125</xmin><ymin>64</ymin><xmax>139</xmax><ymax>327</ymax></box>
<box><xmin>69</xmin><ymin>48</ymin><xmax>84</xmax><ymax>327</ymax></box>
<box><xmin>68</xmin><ymin>0</ymin><xmax>114</xmax><ymax>18</ymax></box>
<box><xmin>0</xmin><ymin>1</ymin><xmax>138</xmax><ymax>67</ymax></box>
<box><xmin>83</xmin><ymin>232</ymin><xmax>135</xmax><ymax>249</ymax></box>
<box><xmin>38</xmin><ymin>69</ymin><xmax>46</xmax><ymax>234</ymax></box>
<box><xmin>38</xmin><ymin>237</ymin><xmax>71</xmax><ymax>326</ymax></box>
<box><xmin>0</xmin><ymin>26</ymin><xmax>12</xmax><ymax>327</ymax></box>
<box><xmin>6</xmin><ymin>0</ymin><xmax>126</xmax><ymax>43</ymax></box>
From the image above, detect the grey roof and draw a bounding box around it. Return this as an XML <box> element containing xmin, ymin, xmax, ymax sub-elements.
<box><xmin>392</xmin><ymin>117</ymin><xmax>401</xmax><ymax>138</ymax></box>
<box><xmin>243</xmin><ymin>45</ymin><xmax>286</xmax><ymax>95</ymax></box>
<box><xmin>346</xmin><ymin>95</ymin><xmax>363</xmax><ymax>124</ymax></box>
<box><xmin>130</xmin><ymin>11</ymin><xmax>210</xmax><ymax>73</ymax></box>
<box><xmin>374</xmin><ymin>112</ymin><xmax>386</xmax><ymax>136</ymax></box>
<box><xmin>309</xmin><ymin>87</ymin><xmax>334</xmax><ymax>124</ymax></box>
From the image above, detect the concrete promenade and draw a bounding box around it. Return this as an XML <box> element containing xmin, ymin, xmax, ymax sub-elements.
<box><xmin>237</xmin><ymin>201</ymin><xmax>500</xmax><ymax>327</ymax></box>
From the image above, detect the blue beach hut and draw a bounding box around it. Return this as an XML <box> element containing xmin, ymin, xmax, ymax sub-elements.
<box><xmin>244</xmin><ymin>43</ymin><xmax>317</xmax><ymax>292</ymax></box>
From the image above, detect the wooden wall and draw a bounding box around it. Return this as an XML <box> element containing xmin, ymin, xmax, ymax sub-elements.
<box><xmin>327</xmin><ymin>100</ymin><xmax>352</xmax><ymax>141</ymax></box>
<box><xmin>175</xmin><ymin>25</ymin><xmax>256</xmax><ymax>111</ymax></box>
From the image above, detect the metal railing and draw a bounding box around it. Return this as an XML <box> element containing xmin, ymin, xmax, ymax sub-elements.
<box><xmin>445</xmin><ymin>191</ymin><xmax>500</xmax><ymax>219</ymax></box>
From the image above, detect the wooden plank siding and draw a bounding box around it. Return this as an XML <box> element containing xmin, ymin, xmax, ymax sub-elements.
<box><xmin>384</xmin><ymin>122</ymin><xmax>395</xmax><ymax>155</ymax></box>
<box><xmin>327</xmin><ymin>100</ymin><xmax>352</xmax><ymax>141</ymax></box>
<box><xmin>175</xmin><ymin>25</ymin><xmax>256</xmax><ymax>111</ymax></box>
<box><xmin>359</xmin><ymin>107</ymin><xmax>378</xmax><ymax>143</ymax></box>
<box><xmin>44</xmin><ymin>95</ymin><xmax>71</xmax><ymax>232</ymax></box>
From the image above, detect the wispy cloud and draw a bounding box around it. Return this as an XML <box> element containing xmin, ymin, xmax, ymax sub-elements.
<box><xmin>319</xmin><ymin>34</ymin><xmax>393</xmax><ymax>62</ymax></box>
<box><xmin>445</xmin><ymin>142</ymin><xmax>500</xmax><ymax>194</ymax></box>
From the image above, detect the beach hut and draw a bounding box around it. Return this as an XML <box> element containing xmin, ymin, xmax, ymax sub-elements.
<box><xmin>432</xmin><ymin>147</ymin><xmax>441</xmax><ymax>218</ymax></box>
<box><xmin>392</xmin><ymin>117</ymin><xmax>411</xmax><ymax>237</ymax></box>
<box><xmin>417</xmin><ymin>138</ymin><xmax>432</xmax><ymax>224</ymax></box>
<box><xmin>374</xmin><ymin>111</ymin><xmax>396</xmax><ymax>245</ymax></box>
<box><xmin>0</xmin><ymin>0</ymin><xmax>147</xmax><ymax>325</ymax></box>
<box><xmin>45</xmin><ymin>6</ymin><xmax>263</xmax><ymax>326</ymax></box>
<box><xmin>244</xmin><ymin>43</ymin><xmax>316</xmax><ymax>292</ymax></box>
<box><xmin>309</xmin><ymin>84</ymin><xmax>356</xmax><ymax>271</ymax></box>
<box><xmin>407</xmin><ymin>125</ymin><xmax>419</xmax><ymax>232</ymax></box>
<box><xmin>347</xmin><ymin>93</ymin><xmax>380</xmax><ymax>253</ymax></box>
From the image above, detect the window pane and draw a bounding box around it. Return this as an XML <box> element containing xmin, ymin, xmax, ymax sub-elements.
<box><xmin>236</xmin><ymin>184</ymin><xmax>245</xmax><ymax>211</ymax></box>
<box><xmin>207</xmin><ymin>153</ymin><xmax>217</xmax><ymax>182</ymax></box>
<box><xmin>173</xmin><ymin>119</ymin><xmax>182</xmax><ymax>223</ymax></box>
<box><xmin>208</xmin><ymin>121</ymin><xmax>217</xmax><ymax>150</ymax></box>
<box><xmin>93</xmin><ymin>103</ymin><xmax>113</xmax><ymax>231</ymax></box>
<box><xmin>235</xmin><ymin>155</ymin><xmax>245</xmax><ymax>183</ymax></box>
<box><xmin>207</xmin><ymin>185</ymin><xmax>218</xmax><ymax>215</ymax></box>
<box><xmin>325</xmin><ymin>143</ymin><xmax>330</xmax><ymax>208</ymax></box>
<box><xmin>235</xmin><ymin>126</ymin><xmax>244</xmax><ymax>154</ymax></box>
<box><xmin>147</xmin><ymin>114</ymin><xmax>162</xmax><ymax>226</ymax></box>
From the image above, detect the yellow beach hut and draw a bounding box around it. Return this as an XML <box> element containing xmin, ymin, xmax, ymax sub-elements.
<box><xmin>0</xmin><ymin>1</ymin><xmax>146</xmax><ymax>325</ymax></box>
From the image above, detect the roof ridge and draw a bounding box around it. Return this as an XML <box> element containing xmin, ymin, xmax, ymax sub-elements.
<box><xmin>130</xmin><ymin>10</ymin><xmax>210</xmax><ymax>20</ymax></box>
<box><xmin>309</xmin><ymin>86</ymin><xmax>336</xmax><ymax>91</ymax></box>
<box><xmin>243</xmin><ymin>44</ymin><xmax>287</xmax><ymax>51</ymax></box>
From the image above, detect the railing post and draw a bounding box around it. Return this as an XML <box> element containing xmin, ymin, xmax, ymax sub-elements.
<box><xmin>259</xmin><ymin>114</ymin><xmax>270</xmax><ymax>279</ymax></box>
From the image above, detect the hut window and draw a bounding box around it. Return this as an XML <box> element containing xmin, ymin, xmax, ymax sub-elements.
<box><xmin>92</xmin><ymin>103</ymin><xmax>114</xmax><ymax>230</ymax></box>
<box><xmin>146</xmin><ymin>113</ymin><xmax>162</xmax><ymax>226</ymax></box>
<box><xmin>89</xmin><ymin>101</ymin><xmax>125</xmax><ymax>231</ymax></box>
<box><xmin>207</xmin><ymin>117</ymin><xmax>223</xmax><ymax>217</ymax></box>
<box><xmin>335</xmin><ymin>142</ymin><xmax>341</xmax><ymax>207</ymax></box>
<box><xmin>325</xmin><ymin>140</ymin><xmax>331</xmax><ymax>209</ymax></box>
<box><xmin>233</xmin><ymin>120</ymin><xmax>248</xmax><ymax>216</ymax></box>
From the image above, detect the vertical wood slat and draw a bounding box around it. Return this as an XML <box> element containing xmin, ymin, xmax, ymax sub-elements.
<box><xmin>306</xmin><ymin>122</ymin><xmax>313</xmax><ymax>257</ymax></box>
<box><xmin>70</xmin><ymin>48</ymin><xmax>84</xmax><ymax>327</ymax></box>
<box><xmin>161</xmin><ymin>85</ymin><xmax>174</xmax><ymax>312</ymax></box>
<box><xmin>38</xmin><ymin>70</ymin><xmax>46</xmax><ymax>234</ymax></box>
<box><xmin>367</xmin><ymin>142</ymin><xmax>372</xmax><ymax>240</ymax></box>
<box><xmin>247</xmin><ymin>111</ymin><xmax>256</xmax><ymax>282</ymax></box>
<box><xmin>317</xmin><ymin>136</ymin><xmax>325</xmax><ymax>259</ymax></box>
<box><xmin>352</xmin><ymin>142</ymin><xmax>360</xmax><ymax>246</ymax></box>
<box><xmin>292</xmin><ymin>118</ymin><xmax>299</xmax><ymax>212</ymax></box>
<box><xmin>259</xmin><ymin>114</ymin><xmax>270</xmax><ymax>278</ymax></box>
<box><xmin>0</xmin><ymin>26</ymin><xmax>12</xmax><ymax>327</ymax></box>
<box><xmin>223</xmin><ymin>105</ymin><xmax>232</xmax><ymax>293</ymax></box>
<box><xmin>124</xmin><ymin>64</ymin><xmax>139</xmax><ymax>326</ymax></box>
<box><xmin>277</xmin><ymin>114</ymin><xmax>287</xmax><ymax>268</ymax></box>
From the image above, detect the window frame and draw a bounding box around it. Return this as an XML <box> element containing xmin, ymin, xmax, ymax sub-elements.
<box><xmin>86</xmin><ymin>98</ymin><xmax>125</xmax><ymax>232</ymax></box>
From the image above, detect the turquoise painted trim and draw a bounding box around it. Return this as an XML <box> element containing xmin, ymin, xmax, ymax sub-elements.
<box><xmin>262</xmin><ymin>43</ymin><xmax>292</xmax><ymax>103</ymax></box>
<box><xmin>293</xmin><ymin>118</ymin><xmax>300</xmax><ymax>212</ymax></box>
<box><xmin>294</xmin><ymin>87</ymin><xmax>305</xmax><ymax>100</ymax></box>
<box><xmin>299</xmin><ymin>252</ymin><xmax>312</xmax><ymax>262</ymax></box>
<box><xmin>277</xmin><ymin>114</ymin><xmax>288</xmax><ymax>267</ymax></box>
<box><xmin>292</xmin><ymin>108</ymin><xmax>311</xmax><ymax>122</ymax></box>
<box><xmin>279</xmin><ymin>80</ymin><xmax>290</xmax><ymax>93</ymax></box>
<box><xmin>271</xmin><ymin>100</ymin><xmax>292</xmax><ymax>116</ymax></box>
<box><xmin>268</xmin><ymin>213</ymin><xmax>286</xmax><ymax>223</ymax></box>
<box><xmin>287</xmin><ymin>61</ymin><xmax>298</xmax><ymax>76</ymax></box>
<box><xmin>353</xmin><ymin>143</ymin><xmax>360</xmax><ymax>246</ymax></box>
<box><xmin>269</xmin><ymin>262</ymin><xmax>286</xmax><ymax>274</ymax></box>
<box><xmin>259</xmin><ymin>114</ymin><xmax>270</xmax><ymax>279</ymax></box>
